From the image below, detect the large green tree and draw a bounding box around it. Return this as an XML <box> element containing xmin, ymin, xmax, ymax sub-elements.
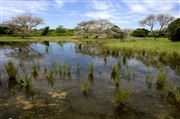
<box><xmin>167</xmin><ymin>18</ymin><xmax>180</xmax><ymax>41</ymax></box>
<box><xmin>5</xmin><ymin>14</ymin><xmax>43</xmax><ymax>38</ymax></box>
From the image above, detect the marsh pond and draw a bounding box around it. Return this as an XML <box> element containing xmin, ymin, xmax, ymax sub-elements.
<box><xmin>0</xmin><ymin>41</ymin><xmax>180</xmax><ymax>119</ymax></box>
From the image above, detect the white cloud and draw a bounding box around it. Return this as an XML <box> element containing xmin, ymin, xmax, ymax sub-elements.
<box><xmin>85</xmin><ymin>11</ymin><xmax>113</xmax><ymax>19</ymax></box>
<box><xmin>54</xmin><ymin>0</ymin><xmax>76</xmax><ymax>8</ymax></box>
<box><xmin>2</xmin><ymin>0</ymin><xmax>49</xmax><ymax>20</ymax></box>
<box><xmin>91</xmin><ymin>0</ymin><xmax>112</xmax><ymax>10</ymax></box>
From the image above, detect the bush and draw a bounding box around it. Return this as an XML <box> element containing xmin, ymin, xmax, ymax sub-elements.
<box><xmin>131</xmin><ymin>28</ymin><xmax>149</xmax><ymax>37</ymax></box>
<box><xmin>167</xmin><ymin>18</ymin><xmax>180</xmax><ymax>41</ymax></box>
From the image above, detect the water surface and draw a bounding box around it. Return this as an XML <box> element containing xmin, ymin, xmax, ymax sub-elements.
<box><xmin>0</xmin><ymin>41</ymin><xmax>180</xmax><ymax>119</ymax></box>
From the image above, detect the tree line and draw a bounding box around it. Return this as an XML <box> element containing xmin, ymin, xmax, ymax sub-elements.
<box><xmin>0</xmin><ymin>13</ymin><xmax>179</xmax><ymax>41</ymax></box>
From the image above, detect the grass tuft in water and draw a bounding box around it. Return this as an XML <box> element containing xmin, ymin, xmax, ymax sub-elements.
<box><xmin>5</xmin><ymin>61</ymin><xmax>18</xmax><ymax>80</ymax></box>
<box><xmin>156</xmin><ymin>70</ymin><xmax>167</xmax><ymax>89</ymax></box>
<box><xmin>146</xmin><ymin>73</ymin><xmax>152</xmax><ymax>89</ymax></box>
<box><xmin>19</xmin><ymin>75</ymin><xmax>34</xmax><ymax>96</ymax></box>
<box><xmin>47</xmin><ymin>68</ymin><xmax>55</xmax><ymax>86</ymax></box>
<box><xmin>113</xmin><ymin>88</ymin><xmax>130</xmax><ymax>112</ymax></box>
<box><xmin>88</xmin><ymin>63</ymin><xmax>94</xmax><ymax>82</ymax></box>
<box><xmin>58</xmin><ymin>64</ymin><xmax>62</xmax><ymax>78</ymax></box>
<box><xmin>111</xmin><ymin>65</ymin><xmax>119</xmax><ymax>80</ymax></box>
<box><xmin>32</xmin><ymin>63</ymin><xmax>39</xmax><ymax>78</ymax></box>
<box><xmin>81</xmin><ymin>80</ymin><xmax>91</xmax><ymax>96</ymax></box>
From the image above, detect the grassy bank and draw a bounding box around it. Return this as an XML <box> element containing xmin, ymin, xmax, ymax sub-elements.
<box><xmin>104</xmin><ymin>38</ymin><xmax>180</xmax><ymax>54</ymax></box>
<box><xmin>0</xmin><ymin>36</ymin><xmax>180</xmax><ymax>54</ymax></box>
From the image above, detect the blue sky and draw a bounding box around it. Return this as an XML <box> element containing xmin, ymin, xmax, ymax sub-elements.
<box><xmin>1</xmin><ymin>0</ymin><xmax>180</xmax><ymax>29</ymax></box>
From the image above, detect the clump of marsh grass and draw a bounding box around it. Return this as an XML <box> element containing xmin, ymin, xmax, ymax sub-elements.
<box><xmin>19</xmin><ymin>75</ymin><xmax>34</xmax><ymax>96</ymax></box>
<box><xmin>88</xmin><ymin>63</ymin><xmax>94</xmax><ymax>82</ymax></box>
<box><xmin>5</xmin><ymin>61</ymin><xmax>18</xmax><ymax>80</ymax></box>
<box><xmin>32</xmin><ymin>63</ymin><xmax>39</xmax><ymax>78</ymax></box>
<box><xmin>81</xmin><ymin>80</ymin><xmax>90</xmax><ymax>96</ymax></box>
<box><xmin>117</xmin><ymin>60</ymin><xmax>122</xmax><ymax>69</ymax></box>
<box><xmin>113</xmin><ymin>77</ymin><xmax>121</xmax><ymax>87</ymax></box>
<box><xmin>156</xmin><ymin>70</ymin><xmax>167</xmax><ymax>89</ymax></box>
<box><xmin>58</xmin><ymin>64</ymin><xmax>62</xmax><ymax>78</ymax></box>
<box><xmin>113</xmin><ymin>88</ymin><xmax>131</xmax><ymax>112</ymax></box>
<box><xmin>174</xmin><ymin>88</ymin><xmax>180</xmax><ymax>105</ymax></box>
<box><xmin>111</xmin><ymin>65</ymin><xmax>119</xmax><ymax>80</ymax></box>
<box><xmin>67</xmin><ymin>65</ymin><xmax>72</xmax><ymax>80</ymax></box>
<box><xmin>146</xmin><ymin>73</ymin><xmax>152</xmax><ymax>89</ymax></box>
<box><xmin>47</xmin><ymin>68</ymin><xmax>55</xmax><ymax>86</ymax></box>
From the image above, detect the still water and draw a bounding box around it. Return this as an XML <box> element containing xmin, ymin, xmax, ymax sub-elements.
<box><xmin>0</xmin><ymin>41</ymin><xmax>180</xmax><ymax>119</ymax></box>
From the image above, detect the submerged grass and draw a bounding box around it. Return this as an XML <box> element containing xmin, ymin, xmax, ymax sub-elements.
<box><xmin>81</xmin><ymin>80</ymin><xmax>91</xmax><ymax>96</ymax></box>
<box><xmin>113</xmin><ymin>88</ymin><xmax>131</xmax><ymax>112</ymax></box>
<box><xmin>32</xmin><ymin>63</ymin><xmax>39</xmax><ymax>78</ymax></box>
<box><xmin>5</xmin><ymin>61</ymin><xmax>18</xmax><ymax>80</ymax></box>
<box><xmin>88</xmin><ymin>63</ymin><xmax>94</xmax><ymax>82</ymax></box>
<box><xmin>146</xmin><ymin>73</ymin><xmax>152</xmax><ymax>89</ymax></box>
<box><xmin>156</xmin><ymin>70</ymin><xmax>167</xmax><ymax>89</ymax></box>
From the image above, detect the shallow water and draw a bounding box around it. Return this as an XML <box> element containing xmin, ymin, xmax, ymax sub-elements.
<box><xmin>0</xmin><ymin>41</ymin><xmax>180</xmax><ymax>119</ymax></box>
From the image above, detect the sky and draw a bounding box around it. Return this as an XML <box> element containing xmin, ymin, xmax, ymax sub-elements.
<box><xmin>1</xmin><ymin>0</ymin><xmax>180</xmax><ymax>29</ymax></box>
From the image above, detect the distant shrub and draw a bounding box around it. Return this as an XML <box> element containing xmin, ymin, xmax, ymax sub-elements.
<box><xmin>41</xmin><ymin>26</ymin><xmax>49</xmax><ymax>36</ymax></box>
<box><xmin>167</xmin><ymin>18</ymin><xmax>180</xmax><ymax>41</ymax></box>
<box><xmin>131</xmin><ymin>28</ymin><xmax>149</xmax><ymax>37</ymax></box>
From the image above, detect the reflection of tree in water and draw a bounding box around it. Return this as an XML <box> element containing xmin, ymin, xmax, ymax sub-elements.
<box><xmin>75</xmin><ymin>42</ymin><xmax>102</xmax><ymax>56</ymax></box>
<box><xmin>75</xmin><ymin>42</ymin><xmax>180</xmax><ymax>74</ymax></box>
<box><xmin>103</xmin><ymin>49</ymin><xmax>180</xmax><ymax>74</ymax></box>
<box><xmin>4</xmin><ymin>42</ymin><xmax>44</xmax><ymax>60</ymax></box>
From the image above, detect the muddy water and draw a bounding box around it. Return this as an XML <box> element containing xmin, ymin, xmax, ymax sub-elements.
<box><xmin>0</xmin><ymin>41</ymin><xmax>180</xmax><ymax>119</ymax></box>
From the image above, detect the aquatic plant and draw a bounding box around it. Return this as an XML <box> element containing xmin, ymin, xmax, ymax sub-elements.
<box><xmin>67</xmin><ymin>65</ymin><xmax>72</xmax><ymax>80</ymax></box>
<box><xmin>32</xmin><ymin>63</ymin><xmax>39</xmax><ymax>78</ymax></box>
<box><xmin>124</xmin><ymin>69</ymin><xmax>131</xmax><ymax>80</ymax></box>
<box><xmin>77</xmin><ymin>63</ymin><xmax>80</xmax><ymax>74</ymax></box>
<box><xmin>113</xmin><ymin>88</ymin><xmax>130</xmax><ymax>111</ymax></box>
<box><xmin>156</xmin><ymin>70</ymin><xmax>167</xmax><ymax>89</ymax></box>
<box><xmin>174</xmin><ymin>88</ymin><xmax>180</xmax><ymax>104</ymax></box>
<box><xmin>5</xmin><ymin>61</ymin><xmax>18</xmax><ymax>80</ymax></box>
<box><xmin>47</xmin><ymin>68</ymin><xmax>55</xmax><ymax>86</ymax></box>
<box><xmin>113</xmin><ymin>76</ymin><xmax>121</xmax><ymax>87</ymax></box>
<box><xmin>88</xmin><ymin>63</ymin><xmax>94</xmax><ymax>81</ymax></box>
<box><xmin>58</xmin><ymin>64</ymin><xmax>62</xmax><ymax>77</ymax></box>
<box><xmin>117</xmin><ymin>60</ymin><xmax>122</xmax><ymax>69</ymax></box>
<box><xmin>19</xmin><ymin>75</ymin><xmax>34</xmax><ymax>96</ymax></box>
<box><xmin>111</xmin><ymin>65</ymin><xmax>119</xmax><ymax>80</ymax></box>
<box><xmin>80</xmin><ymin>80</ymin><xmax>90</xmax><ymax>96</ymax></box>
<box><xmin>146</xmin><ymin>73</ymin><xmax>152</xmax><ymax>89</ymax></box>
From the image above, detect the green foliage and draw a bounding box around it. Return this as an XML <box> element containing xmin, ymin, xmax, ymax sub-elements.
<box><xmin>131</xmin><ymin>28</ymin><xmax>149</xmax><ymax>37</ymax></box>
<box><xmin>111</xmin><ymin>64</ymin><xmax>119</xmax><ymax>80</ymax></box>
<box><xmin>114</xmin><ymin>88</ymin><xmax>130</xmax><ymax>111</ymax></box>
<box><xmin>167</xmin><ymin>18</ymin><xmax>180</xmax><ymax>41</ymax></box>
<box><xmin>81</xmin><ymin>80</ymin><xmax>90</xmax><ymax>96</ymax></box>
<box><xmin>19</xmin><ymin>76</ymin><xmax>34</xmax><ymax>96</ymax></box>
<box><xmin>32</xmin><ymin>63</ymin><xmax>39</xmax><ymax>78</ymax></box>
<box><xmin>146</xmin><ymin>73</ymin><xmax>152</xmax><ymax>89</ymax></box>
<box><xmin>56</xmin><ymin>25</ymin><xmax>74</xmax><ymax>36</ymax></box>
<box><xmin>88</xmin><ymin>63</ymin><xmax>94</xmax><ymax>81</ymax></box>
<box><xmin>41</xmin><ymin>26</ymin><xmax>49</xmax><ymax>36</ymax></box>
<box><xmin>156</xmin><ymin>70</ymin><xmax>167</xmax><ymax>88</ymax></box>
<box><xmin>5</xmin><ymin>61</ymin><xmax>18</xmax><ymax>80</ymax></box>
<box><xmin>108</xmin><ymin>25</ymin><xmax>126</xmax><ymax>39</ymax></box>
<box><xmin>47</xmin><ymin>67</ymin><xmax>55</xmax><ymax>86</ymax></box>
<box><xmin>0</xmin><ymin>24</ymin><xmax>13</xmax><ymax>36</ymax></box>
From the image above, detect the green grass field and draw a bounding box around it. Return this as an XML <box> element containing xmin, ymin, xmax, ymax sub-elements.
<box><xmin>0</xmin><ymin>36</ymin><xmax>180</xmax><ymax>54</ymax></box>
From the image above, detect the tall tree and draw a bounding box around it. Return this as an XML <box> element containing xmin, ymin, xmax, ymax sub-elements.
<box><xmin>156</xmin><ymin>13</ymin><xmax>174</xmax><ymax>33</ymax></box>
<box><xmin>139</xmin><ymin>14</ymin><xmax>156</xmax><ymax>33</ymax></box>
<box><xmin>42</xmin><ymin>26</ymin><xmax>49</xmax><ymax>36</ymax></box>
<box><xmin>5</xmin><ymin>14</ymin><xmax>43</xmax><ymax>38</ymax></box>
